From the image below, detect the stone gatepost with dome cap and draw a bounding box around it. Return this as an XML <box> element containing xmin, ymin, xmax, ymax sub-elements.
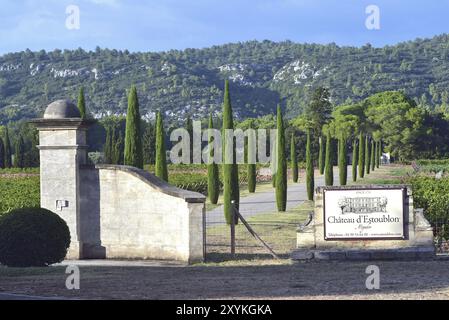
<box><xmin>30</xmin><ymin>100</ymin><xmax>94</xmax><ymax>259</ymax></box>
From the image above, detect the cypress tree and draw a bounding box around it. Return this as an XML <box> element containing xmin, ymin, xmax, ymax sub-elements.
<box><xmin>377</xmin><ymin>140</ymin><xmax>381</xmax><ymax>168</ymax></box>
<box><xmin>207</xmin><ymin>114</ymin><xmax>220</xmax><ymax>204</ymax></box>
<box><xmin>358</xmin><ymin>132</ymin><xmax>365</xmax><ymax>178</ymax></box>
<box><xmin>365</xmin><ymin>136</ymin><xmax>371</xmax><ymax>175</ymax></box>
<box><xmin>291</xmin><ymin>134</ymin><xmax>298</xmax><ymax>183</ymax></box>
<box><xmin>318</xmin><ymin>135</ymin><xmax>325</xmax><ymax>175</ymax></box>
<box><xmin>186</xmin><ymin>116</ymin><xmax>194</xmax><ymax>164</ymax></box>
<box><xmin>77</xmin><ymin>87</ymin><xmax>86</xmax><ymax>119</ymax></box>
<box><xmin>222</xmin><ymin>80</ymin><xmax>239</xmax><ymax>225</ymax></box>
<box><xmin>306</xmin><ymin>130</ymin><xmax>314</xmax><ymax>201</ymax></box>
<box><xmin>113</xmin><ymin>132</ymin><xmax>124</xmax><ymax>165</ymax></box>
<box><xmin>247</xmin><ymin>123</ymin><xmax>257</xmax><ymax>193</ymax></box>
<box><xmin>338</xmin><ymin>135</ymin><xmax>347</xmax><ymax>186</ymax></box>
<box><xmin>155</xmin><ymin>111</ymin><xmax>168</xmax><ymax>182</ymax></box>
<box><xmin>0</xmin><ymin>138</ymin><xmax>4</xmax><ymax>169</ymax></box>
<box><xmin>275</xmin><ymin>105</ymin><xmax>287</xmax><ymax>212</ymax></box>
<box><xmin>14</xmin><ymin>135</ymin><xmax>25</xmax><ymax>168</ymax></box>
<box><xmin>124</xmin><ymin>86</ymin><xmax>143</xmax><ymax>169</ymax></box>
<box><xmin>370</xmin><ymin>139</ymin><xmax>375</xmax><ymax>172</ymax></box>
<box><xmin>324</xmin><ymin>132</ymin><xmax>333</xmax><ymax>186</ymax></box>
<box><xmin>352</xmin><ymin>139</ymin><xmax>358</xmax><ymax>182</ymax></box>
<box><xmin>4</xmin><ymin>127</ymin><xmax>11</xmax><ymax>168</ymax></box>
<box><xmin>104</xmin><ymin>126</ymin><xmax>112</xmax><ymax>164</ymax></box>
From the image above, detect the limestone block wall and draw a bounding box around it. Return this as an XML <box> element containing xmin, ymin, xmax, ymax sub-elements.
<box><xmin>79</xmin><ymin>165</ymin><xmax>206</xmax><ymax>263</ymax></box>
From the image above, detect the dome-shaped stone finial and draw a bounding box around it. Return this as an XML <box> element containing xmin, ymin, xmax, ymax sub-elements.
<box><xmin>44</xmin><ymin>100</ymin><xmax>81</xmax><ymax>119</ymax></box>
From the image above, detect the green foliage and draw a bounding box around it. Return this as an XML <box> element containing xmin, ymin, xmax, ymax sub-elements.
<box><xmin>0</xmin><ymin>138</ymin><xmax>4</xmax><ymax>169</ymax></box>
<box><xmin>222</xmin><ymin>80</ymin><xmax>239</xmax><ymax>225</ymax></box>
<box><xmin>338</xmin><ymin>136</ymin><xmax>347</xmax><ymax>186</ymax></box>
<box><xmin>207</xmin><ymin>114</ymin><xmax>220</xmax><ymax>203</ymax></box>
<box><xmin>365</xmin><ymin>136</ymin><xmax>371</xmax><ymax>175</ymax></box>
<box><xmin>124</xmin><ymin>86</ymin><xmax>143</xmax><ymax>169</ymax></box>
<box><xmin>324</xmin><ymin>132</ymin><xmax>333</xmax><ymax>186</ymax></box>
<box><xmin>247</xmin><ymin>123</ymin><xmax>257</xmax><ymax>193</ymax></box>
<box><xmin>275</xmin><ymin>105</ymin><xmax>287</xmax><ymax>212</ymax></box>
<box><xmin>13</xmin><ymin>135</ymin><xmax>25</xmax><ymax>168</ymax></box>
<box><xmin>291</xmin><ymin>134</ymin><xmax>298</xmax><ymax>183</ymax></box>
<box><xmin>0</xmin><ymin>208</ymin><xmax>70</xmax><ymax>267</ymax></box>
<box><xmin>358</xmin><ymin>132</ymin><xmax>365</xmax><ymax>178</ymax></box>
<box><xmin>77</xmin><ymin>87</ymin><xmax>86</xmax><ymax>119</ymax></box>
<box><xmin>0</xmin><ymin>175</ymin><xmax>40</xmax><ymax>214</ymax></box>
<box><xmin>410</xmin><ymin>176</ymin><xmax>449</xmax><ymax>240</ymax></box>
<box><xmin>3</xmin><ymin>127</ymin><xmax>11</xmax><ymax>168</ymax></box>
<box><xmin>318</xmin><ymin>136</ymin><xmax>325</xmax><ymax>175</ymax></box>
<box><xmin>306</xmin><ymin>130</ymin><xmax>314</xmax><ymax>201</ymax></box>
<box><xmin>155</xmin><ymin>111</ymin><xmax>168</xmax><ymax>181</ymax></box>
<box><xmin>352</xmin><ymin>139</ymin><xmax>358</xmax><ymax>182</ymax></box>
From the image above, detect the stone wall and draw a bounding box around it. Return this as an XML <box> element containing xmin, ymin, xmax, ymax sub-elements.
<box><xmin>79</xmin><ymin>165</ymin><xmax>206</xmax><ymax>263</ymax></box>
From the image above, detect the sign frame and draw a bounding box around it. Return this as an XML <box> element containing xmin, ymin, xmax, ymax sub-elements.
<box><xmin>323</xmin><ymin>186</ymin><xmax>407</xmax><ymax>241</ymax></box>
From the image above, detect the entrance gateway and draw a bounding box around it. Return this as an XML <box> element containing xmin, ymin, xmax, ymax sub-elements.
<box><xmin>292</xmin><ymin>185</ymin><xmax>435</xmax><ymax>260</ymax></box>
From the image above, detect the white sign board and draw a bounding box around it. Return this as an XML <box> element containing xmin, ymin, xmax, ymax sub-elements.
<box><xmin>323</xmin><ymin>188</ymin><xmax>405</xmax><ymax>240</ymax></box>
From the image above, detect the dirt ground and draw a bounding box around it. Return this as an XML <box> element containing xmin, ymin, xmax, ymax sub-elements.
<box><xmin>2</xmin><ymin>258</ymin><xmax>449</xmax><ymax>300</ymax></box>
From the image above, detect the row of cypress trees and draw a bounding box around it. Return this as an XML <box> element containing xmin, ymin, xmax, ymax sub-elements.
<box><xmin>0</xmin><ymin>127</ymin><xmax>24</xmax><ymax>169</ymax></box>
<box><xmin>319</xmin><ymin>131</ymin><xmax>382</xmax><ymax>187</ymax></box>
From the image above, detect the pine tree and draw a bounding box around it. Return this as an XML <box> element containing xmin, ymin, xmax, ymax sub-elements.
<box><xmin>324</xmin><ymin>132</ymin><xmax>333</xmax><ymax>186</ymax></box>
<box><xmin>358</xmin><ymin>132</ymin><xmax>365</xmax><ymax>178</ymax></box>
<box><xmin>207</xmin><ymin>114</ymin><xmax>220</xmax><ymax>204</ymax></box>
<box><xmin>291</xmin><ymin>134</ymin><xmax>298</xmax><ymax>183</ymax></box>
<box><xmin>77</xmin><ymin>87</ymin><xmax>87</xmax><ymax>119</ymax></box>
<box><xmin>365</xmin><ymin>136</ymin><xmax>371</xmax><ymax>175</ymax></box>
<box><xmin>124</xmin><ymin>86</ymin><xmax>143</xmax><ymax>169</ymax></box>
<box><xmin>318</xmin><ymin>135</ymin><xmax>325</xmax><ymax>175</ymax></box>
<box><xmin>14</xmin><ymin>135</ymin><xmax>25</xmax><ymax>168</ymax></box>
<box><xmin>370</xmin><ymin>139</ymin><xmax>375</xmax><ymax>172</ymax></box>
<box><xmin>247</xmin><ymin>123</ymin><xmax>257</xmax><ymax>193</ymax></box>
<box><xmin>275</xmin><ymin>105</ymin><xmax>287</xmax><ymax>212</ymax></box>
<box><xmin>352</xmin><ymin>139</ymin><xmax>358</xmax><ymax>182</ymax></box>
<box><xmin>222</xmin><ymin>80</ymin><xmax>239</xmax><ymax>225</ymax></box>
<box><xmin>338</xmin><ymin>135</ymin><xmax>347</xmax><ymax>186</ymax></box>
<box><xmin>155</xmin><ymin>111</ymin><xmax>168</xmax><ymax>182</ymax></box>
<box><xmin>306</xmin><ymin>130</ymin><xmax>314</xmax><ymax>201</ymax></box>
<box><xmin>4</xmin><ymin>127</ymin><xmax>11</xmax><ymax>168</ymax></box>
<box><xmin>0</xmin><ymin>138</ymin><xmax>4</xmax><ymax>169</ymax></box>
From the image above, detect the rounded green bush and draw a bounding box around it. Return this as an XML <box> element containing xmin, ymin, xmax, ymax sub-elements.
<box><xmin>0</xmin><ymin>208</ymin><xmax>71</xmax><ymax>267</ymax></box>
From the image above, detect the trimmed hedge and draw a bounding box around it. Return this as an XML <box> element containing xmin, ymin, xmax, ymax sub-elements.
<box><xmin>0</xmin><ymin>208</ymin><xmax>70</xmax><ymax>267</ymax></box>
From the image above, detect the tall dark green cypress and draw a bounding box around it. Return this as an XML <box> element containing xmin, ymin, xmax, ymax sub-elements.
<box><xmin>4</xmin><ymin>127</ymin><xmax>11</xmax><ymax>168</ymax></box>
<box><xmin>207</xmin><ymin>114</ymin><xmax>220</xmax><ymax>204</ymax></box>
<box><xmin>222</xmin><ymin>80</ymin><xmax>239</xmax><ymax>225</ymax></box>
<box><xmin>291</xmin><ymin>134</ymin><xmax>298</xmax><ymax>183</ymax></box>
<box><xmin>0</xmin><ymin>138</ymin><xmax>4</xmax><ymax>169</ymax></box>
<box><xmin>358</xmin><ymin>132</ymin><xmax>365</xmax><ymax>178</ymax></box>
<box><xmin>352</xmin><ymin>139</ymin><xmax>358</xmax><ymax>182</ymax></box>
<box><xmin>113</xmin><ymin>131</ymin><xmax>124</xmax><ymax>165</ymax></box>
<box><xmin>370</xmin><ymin>139</ymin><xmax>375</xmax><ymax>172</ymax></box>
<box><xmin>365</xmin><ymin>136</ymin><xmax>371</xmax><ymax>175</ymax></box>
<box><xmin>376</xmin><ymin>140</ymin><xmax>381</xmax><ymax>168</ymax></box>
<box><xmin>124</xmin><ymin>86</ymin><xmax>143</xmax><ymax>169</ymax></box>
<box><xmin>247</xmin><ymin>123</ymin><xmax>257</xmax><ymax>193</ymax></box>
<box><xmin>104</xmin><ymin>126</ymin><xmax>112</xmax><ymax>164</ymax></box>
<box><xmin>306</xmin><ymin>130</ymin><xmax>314</xmax><ymax>201</ymax></box>
<box><xmin>14</xmin><ymin>135</ymin><xmax>25</xmax><ymax>168</ymax></box>
<box><xmin>324</xmin><ymin>132</ymin><xmax>333</xmax><ymax>186</ymax></box>
<box><xmin>338</xmin><ymin>135</ymin><xmax>347</xmax><ymax>186</ymax></box>
<box><xmin>186</xmin><ymin>116</ymin><xmax>194</xmax><ymax>164</ymax></box>
<box><xmin>77</xmin><ymin>87</ymin><xmax>86</xmax><ymax>119</ymax></box>
<box><xmin>155</xmin><ymin>111</ymin><xmax>168</xmax><ymax>182</ymax></box>
<box><xmin>318</xmin><ymin>135</ymin><xmax>325</xmax><ymax>175</ymax></box>
<box><xmin>275</xmin><ymin>105</ymin><xmax>287</xmax><ymax>212</ymax></box>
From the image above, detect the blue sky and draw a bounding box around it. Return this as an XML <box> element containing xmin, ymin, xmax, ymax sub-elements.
<box><xmin>0</xmin><ymin>0</ymin><xmax>448</xmax><ymax>54</ymax></box>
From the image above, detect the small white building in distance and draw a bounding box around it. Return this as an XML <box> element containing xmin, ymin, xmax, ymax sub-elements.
<box><xmin>31</xmin><ymin>100</ymin><xmax>206</xmax><ymax>264</ymax></box>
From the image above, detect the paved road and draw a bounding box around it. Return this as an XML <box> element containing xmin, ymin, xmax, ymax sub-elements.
<box><xmin>207</xmin><ymin>166</ymin><xmax>352</xmax><ymax>224</ymax></box>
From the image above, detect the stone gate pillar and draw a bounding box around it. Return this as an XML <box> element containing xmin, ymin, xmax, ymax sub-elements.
<box><xmin>30</xmin><ymin>100</ymin><xmax>94</xmax><ymax>259</ymax></box>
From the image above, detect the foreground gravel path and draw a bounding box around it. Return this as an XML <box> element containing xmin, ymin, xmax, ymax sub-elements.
<box><xmin>1</xmin><ymin>258</ymin><xmax>448</xmax><ymax>300</ymax></box>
